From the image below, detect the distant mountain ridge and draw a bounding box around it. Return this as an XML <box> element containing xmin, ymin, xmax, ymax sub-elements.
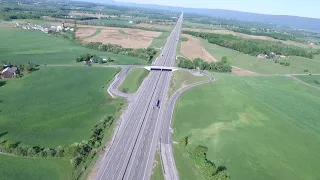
<box><xmin>78</xmin><ymin>0</ymin><xmax>320</xmax><ymax>31</ymax></box>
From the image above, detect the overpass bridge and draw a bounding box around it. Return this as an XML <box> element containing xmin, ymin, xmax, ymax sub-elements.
<box><xmin>144</xmin><ymin>66</ymin><xmax>178</xmax><ymax>72</ymax></box>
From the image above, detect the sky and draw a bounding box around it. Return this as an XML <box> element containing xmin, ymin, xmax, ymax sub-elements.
<box><xmin>113</xmin><ymin>0</ymin><xmax>320</xmax><ymax>19</ymax></box>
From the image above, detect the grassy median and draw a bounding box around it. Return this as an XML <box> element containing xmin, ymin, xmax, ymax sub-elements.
<box><xmin>119</xmin><ymin>68</ymin><xmax>149</xmax><ymax>94</ymax></box>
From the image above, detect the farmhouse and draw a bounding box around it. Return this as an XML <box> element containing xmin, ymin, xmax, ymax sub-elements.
<box><xmin>1</xmin><ymin>67</ymin><xmax>17</xmax><ymax>79</ymax></box>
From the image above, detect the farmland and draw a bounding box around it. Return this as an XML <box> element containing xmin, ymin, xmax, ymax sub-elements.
<box><xmin>180</xmin><ymin>34</ymin><xmax>217</xmax><ymax>62</ymax></box>
<box><xmin>198</xmin><ymin>37</ymin><xmax>320</xmax><ymax>74</ymax></box>
<box><xmin>119</xmin><ymin>68</ymin><xmax>149</xmax><ymax>93</ymax></box>
<box><xmin>183</xmin><ymin>28</ymin><xmax>320</xmax><ymax>49</ymax></box>
<box><xmin>0</xmin><ymin>66</ymin><xmax>122</xmax><ymax>147</ymax></box>
<box><xmin>80</xmin><ymin>27</ymin><xmax>162</xmax><ymax>49</ymax></box>
<box><xmin>0</xmin><ymin>154</ymin><xmax>72</xmax><ymax>180</ymax></box>
<box><xmin>172</xmin><ymin>74</ymin><xmax>320</xmax><ymax>180</ymax></box>
<box><xmin>295</xmin><ymin>75</ymin><xmax>320</xmax><ymax>87</ymax></box>
<box><xmin>0</xmin><ymin>27</ymin><xmax>146</xmax><ymax>65</ymax></box>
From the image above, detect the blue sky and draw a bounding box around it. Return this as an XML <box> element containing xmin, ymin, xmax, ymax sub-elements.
<box><xmin>114</xmin><ymin>0</ymin><xmax>319</xmax><ymax>18</ymax></box>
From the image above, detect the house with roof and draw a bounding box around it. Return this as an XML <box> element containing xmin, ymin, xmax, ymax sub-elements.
<box><xmin>1</xmin><ymin>67</ymin><xmax>17</xmax><ymax>79</ymax></box>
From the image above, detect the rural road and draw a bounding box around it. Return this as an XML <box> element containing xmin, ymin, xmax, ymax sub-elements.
<box><xmin>159</xmin><ymin>71</ymin><xmax>215</xmax><ymax>180</ymax></box>
<box><xmin>95</xmin><ymin>13</ymin><xmax>184</xmax><ymax>180</ymax></box>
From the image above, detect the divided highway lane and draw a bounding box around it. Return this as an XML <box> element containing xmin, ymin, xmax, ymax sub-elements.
<box><xmin>96</xmin><ymin>14</ymin><xmax>183</xmax><ymax>180</ymax></box>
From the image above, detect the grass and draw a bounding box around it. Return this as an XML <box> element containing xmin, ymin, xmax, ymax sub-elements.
<box><xmin>169</xmin><ymin>70</ymin><xmax>209</xmax><ymax>97</ymax></box>
<box><xmin>198</xmin><ymin>37</ymin><xmax>320</xmax><ymax>74</ymax></box>
<box><xmin>172</xmin><ymin>74</ymin><xmax>320</xmax><ymax>180</ymax></box>
<box><xmin>82</xmin><ymin>28</ymin><xmax>101</xmax><ymax>40</ymax></box>
<box><xmin>151</xmin><ymin>152</ymin><xmax>164</xmax><ymax>180</ymax></box>
<box><xmin>0</xmin><ymin>154</ymin><xmax>72</xmax><ymax>180</ymax></box>
<box><xmin>150</xmin><ymin>31</ymin><xmax>170</xmax><ymax>48</ymax></box>
<box><xmin>0</xmin><ymin>27</ymin><xmax>146</xmax><ymax>65</ymax></box>
<box><xmin>0</xmin><ymin>66</ymin><xmax>123</xmax><ymax>147</ymax></box>
<box><xmin>119</xmin><ymin>68</ymin><xmax>149</xmax><ymax>94</ymax></box>
<box><xmin>295</xmin><ymin>75</ymin><xmax>320</xmax><ymax>87</ymax></box>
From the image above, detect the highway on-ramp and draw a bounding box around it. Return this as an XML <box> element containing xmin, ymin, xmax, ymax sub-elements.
<box><xmin>95</xmin><ymin>14</ymin><xmax>183</xmax><ymax>180</ymax></box>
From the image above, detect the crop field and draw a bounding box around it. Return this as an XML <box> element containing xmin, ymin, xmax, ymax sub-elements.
<box><xmin>0</xmin><ymin>27</ymin><xmax>146</xmax><ymax>65</ymax></box>
<box><xmin>0</xmin><ymin>66</ymin><xmax>123</xmax><ymax>147</ymax></box>
<box><xmin>119</xmin><ymin>68</ymin><xmax>149</xmax><ymax>93</ymax></box>
<box><xmin>172</xmin><ymin>74</ymin><xmax>320</xmax><ymax>180</ymax></box>
<box><xmin>180</xmin><ymin>34</ymin><xmax>217</xmax><ymax>62</ymax></box>
<box><xmin>136</xmin><ymin>23</ymin><xmax>173</xmax><ymax>31</ymax></box>
<box><xmin>198</xmin><ymin>37</ymin><xmax>320</xmax><ymax>74</ymax></box>
<box><xmin>295</xmin><ymin>75</ymin><xmax>320</xmax><ymax>87</ymax></box>
<box><xmin>81</xmin><ymin>27</ymin><xmax>162</xmax><ymax>49</ymax></box>
<box><xmin>0</xmin><ymin>154</ymin><xmax>72</xmax><ymax>180</ymax></box>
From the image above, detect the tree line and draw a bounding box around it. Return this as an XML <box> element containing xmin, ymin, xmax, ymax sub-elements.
<box><xmin>231</xmin><ymin>28</ymin><xmax>296</xmax><ymax>41</ymax></box>
<box><xmin>183</xmin><ymin>30</ymin><xmax>314</xmax><ymax>59</ymax></box>
<box><xmin>0</xmin><ymin>5</ymin><xmax>68</xmax><ymax>21</ymax></box>
<box><xmin>85</xmin><ymin>42</ymin><xmax>157</xmax><ymax>63</ymax></box>
<box><xmin>177</xmin><ymin>56</ymin><xmax>232</xmax><ymax>73</ymax></box>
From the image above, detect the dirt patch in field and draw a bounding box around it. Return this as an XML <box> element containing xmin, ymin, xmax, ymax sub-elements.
<box><xmin>75</xmin><ymin>27</ymin><xmax>97</xmax><ymax>39</ymax></box>
<box><xmin>180</xmin><ymin>34</ymin><xmax>217</xmax><ymax>62</ymax></box>
<box><xmin>82</xmin><ymin>27</ymin><xmax>161</xmax><ymax>49</ymax></box>
<box><xmin>232</xmin><ymin>66</ymin><xmax>257</xmax><ymax>75</ymax></box>
<box><xmin>136</xmin><ymin>23</ymin><xmax>172</xmax><ymax>30</ymax></box>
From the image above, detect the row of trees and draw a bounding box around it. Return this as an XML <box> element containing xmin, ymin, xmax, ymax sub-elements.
<box><xmin>232</xmin><ymin>28</ymin><xmax>296</xmax><ymax>41</ymax></box>
<box><xmin>86</xmin><ymin>42</ymin><xmax>157</xmax><ymax>63</ymax></box>
<box><xmin>0</xmin><ymin>6</ymin><xmax>68</xmax><ymax>21</ymax></box>
<box><xmin>183</xmin><ymin>31</ymin><xmax>314</xmax><ymax>59</ymax></box>
<box><xmin>177</xmin><ymin>57</ymin><xmax>232</xmax><ymax>73</ymax></box>
<box><xmin>0</xmin><ymin>116</ymin><xmax>114</xmax><ymax>171</ymax></box>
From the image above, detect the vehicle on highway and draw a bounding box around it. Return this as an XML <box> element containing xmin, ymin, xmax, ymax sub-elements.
<box><xmin>154</xmin><ymin>100</ymin><xmax>161</xmax><ymax>108</ymax></box>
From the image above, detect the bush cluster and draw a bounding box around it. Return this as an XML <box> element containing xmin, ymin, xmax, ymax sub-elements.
<box><xmin>177</xmin><ymin>56</ymin><xmax>232</xmax><ymax>73</ymax></box>
<box><xmin>190</xmin><ymin>145</ymin><xmax>230</xmax><ymax>180</ymax></box>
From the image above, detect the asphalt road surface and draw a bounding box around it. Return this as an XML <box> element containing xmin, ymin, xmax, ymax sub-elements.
<box><xmin>95</xmin><ymin>13</ymin><xmax>184</xmax><ymax>180</ymax></box>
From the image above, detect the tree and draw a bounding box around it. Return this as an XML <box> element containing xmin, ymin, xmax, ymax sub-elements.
<box><xmin>107</xmin><ymin>57</ymin><xmax>114</xmax><ymax>62</ymax></box>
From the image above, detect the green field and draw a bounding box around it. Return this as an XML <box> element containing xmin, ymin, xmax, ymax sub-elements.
<box><xmin>172</xmin><ymin>74</ymin><xmax>320</xmax><ymax>180</ymax></box>
<box><xmin>150</xmin><ymin>32</ymin><xmax>170</xmax><ymax>48</ymax></box>
<box><xmin>169</xmin><ymin>70</ymin><xmax>208</xmax><ymax>96</ymax></box>
<box><xmin>119</xmin><ymin>68</ymin><xmax>149</xmax><ymax>93</ymax></box>
<box><xmin>198</xmin><ymin>37</ymin><xmax>320</xmax><ymax>74</ymax></box>
<box><xmin>0</xmin><ymin>66</ymin><xmax>122</xmax><ymax>147</ymax></box>
<box><xmin>0</xmin><ymin>154</ymin><xmax>72</xmax><ymax>180</ymax></box>
<box><xmin>295</xmin><ymin>75</ymin><xmax>320</xmax><ymax>87</ymax></box>
<box><xmin>0</xmin><ymin>27</ymin><xmax>146</xmax><ymax>65</ymax></box>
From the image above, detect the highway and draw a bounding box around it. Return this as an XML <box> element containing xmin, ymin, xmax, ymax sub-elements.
<box><xmin>95</xmin><ymin>13</ymin><xmax>183</xmax><ymax>180</ymax></box>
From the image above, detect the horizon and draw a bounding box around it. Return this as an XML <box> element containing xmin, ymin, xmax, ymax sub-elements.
<box><xmin>107</xmin><ymin>0</ymin><xmax>320</xmax><ymax>19</ymax></box>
